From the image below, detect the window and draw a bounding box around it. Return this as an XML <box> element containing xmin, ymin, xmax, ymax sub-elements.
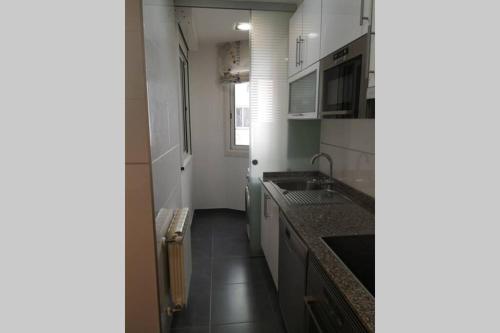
<box><xmin>179</xmin><ymin>48</ymin><xmax>191</xmax><ymax>156</ymax></box>
<box><xmin>230</xmin><ymin>82</ymin><xmax>250</xmax><ymax>151</ymax></box>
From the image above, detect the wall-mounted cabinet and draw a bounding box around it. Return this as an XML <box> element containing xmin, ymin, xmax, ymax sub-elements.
<box><xmin>288</xmin><ymin>62</ymin><xmax>320</xmax><ymax>119</ymax></box>
<box><xmin>288</xmin><ymin>6</ymin><xmax>302</xmax><ymax>77</ymax></box>
<box><xmin>320</xmin><ymin>0</ymin><xmax>372</xmax><ymax>59</ymax></box>
<box><xmin>368</xmin><ymin>35</ymin><xmax>375</xmax><ymax>89</ymax></box>
<box><xmin>287</xmin><ymin>0</ymin><xmax>375</xmax><ymax>118</ymax></box>
<box><xmin>368</xmin><ymin>0</ymin><xmax>375</xmax><ymax>91</ymax></box>
<box><xmin>288</xmin><ymin>0</ymin><xmax>322</xmax><ymax>77</ymax></box>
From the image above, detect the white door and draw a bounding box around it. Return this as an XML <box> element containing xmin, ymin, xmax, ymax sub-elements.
<box><xmin>320</xmin><ymin>0</ymin><xmax>370</xmax><ymax>58</ymax></box>
<box><xmin>288</xmin><ymin>6</ymin><xmax>303</xmax><ymax>77</ymax></box>
<box><xmin>301</xmin><ymin>0</ymin><xmax>322</xmax><ymax>69</ymax></box>
<box><xmin>248</xmin><ymin>11</ymin><xmax>290</xmax><ymax>254</ymax></box>
<box><xmin>250</xmin><ymin>11</ymin><xmax>289</xmax><ymax>180</ymax></box>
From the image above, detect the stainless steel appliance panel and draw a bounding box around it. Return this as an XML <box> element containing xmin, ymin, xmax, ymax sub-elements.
<box><xmin>319</xmin><ymin>33</ymin><xmax>372</xmax><ymax>119</ymax></box>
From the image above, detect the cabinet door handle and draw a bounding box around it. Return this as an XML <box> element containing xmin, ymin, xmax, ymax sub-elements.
<box><xmin>298</xmin><ymin>36</ymin><xmax>304</xmax><ymax>65</ymax></box>
<box><xmin>263</xmin><ymin>193</ymin><xmax>269</xmax><ymax>218</ymax></box>
<box><xmin>322</xmin><ymin>288</ymin><xmax>345</xmax><ymax>327</ymax></box>
<box><xmin>304</xmin><ymin>297</ymin><xmax>325</xmax><ymax>333</ymax></box>
<box><xmin>360</xmin><ymin>0</ymin><xmax>370</xmax><ymax>25</ymax></box>
<box><xmin>245</xmin><ymin>185</ymin><xmax>250</xmax><ymax>212</ymax></box>
<box><xmin>295</xmin><ymin>37</ymin><xmax>299</xmax><ymax>67</ymax></box>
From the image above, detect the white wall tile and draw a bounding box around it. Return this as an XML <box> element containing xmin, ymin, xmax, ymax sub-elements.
<box><xmin>143</xmin><ymin>0</ymin><xmax>188</xmax><ymax>215</ymax></box>
<box><xmin>319</xmin><ymin>143</ymin><xmax>375</xmax><ymax>197</ymax></box>
<box><xmin>143</xmin><ymin>3</ymin><xmax>181</xmax><ymax>162</ymax></box>
<box><xmin>181</xmin><ymin>158</ymin><xmax>193</xmax><ymax>209</ymax></box>
<box><xmin>320</xmin><ymin>119</ymin><xmax>375</xmax><ymax>154</ymax></box>
<box><xmin>151</xmin><ymin>146</ymin><xmax>182</xmax><ymax>213</ymax></box>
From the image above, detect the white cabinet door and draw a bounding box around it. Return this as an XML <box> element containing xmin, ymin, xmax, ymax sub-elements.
<box><xmin>321</xmin><ymin>0</ymin><xmax>369</xmax><ymax>58</ymax></box>
<box><xmin>301</xmin><ymin>0</ymin><xmax>322</xmax><ymax>69</ymax></box>
<box><xmin>370</xmin><ymin>0</ymin><xmax>375</xmax><ymax>33</ymax></box>
<box><xmin>361</xmin><ymin>0</ymin><xmax>372</xmax><ymax>35</ymax></box>
<box><xmin>368</xmin><ymin>34</ymin><xmax>375</xmax><ymax>88</ymax></box>
<box><xmin>288</xmin><ymin>5</ymin><xmax>303</xmax><ymax>77</ymax></box>
<box><xmin>368</xmin><ymin>0</ymin><xmax>375</xmax><ymax>88</ymax></box>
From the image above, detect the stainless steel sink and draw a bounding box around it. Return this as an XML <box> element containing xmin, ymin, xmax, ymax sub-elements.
<box><xmin>282</xmin><ymin>189</ymin><xmax>351</xmax><ymax>205</ymax></box>
<box><xmin>270</xmin><ymin>179</ymin><xmax>352</xmax><ymax>205</ymax></box>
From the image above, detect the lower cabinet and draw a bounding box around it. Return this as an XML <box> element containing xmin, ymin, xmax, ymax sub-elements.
<box><xmin>260</xmin><ymin>186</ymin><xmax>280</xmax><ymax>288</ymax></box>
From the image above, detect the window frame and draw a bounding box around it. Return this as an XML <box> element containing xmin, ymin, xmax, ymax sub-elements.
<box><xmin>225</xmin><ymin>82</ymin><xmax>249</xmax><ymax>157</ymax></box>
<box><xmin>179</xmin><ymin>45</ymin><xmax>192</xmax><ymax>158</ymax></box>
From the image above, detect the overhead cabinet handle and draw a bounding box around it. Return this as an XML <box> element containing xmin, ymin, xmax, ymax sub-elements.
<box><xmin>295</xmin><ymin>37</ymin><xmax>300</xmax><ymax>67</ymax></box>
<box><xmin>298</xmin><ymin>36</ymin><xmax>304</xmax><ymax>65</ymax></box>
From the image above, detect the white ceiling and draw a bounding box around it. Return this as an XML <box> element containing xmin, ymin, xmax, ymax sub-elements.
<box><xmin>190</xmin><ymin>7</ymin><xmax>250</xmax><ymax>44</ymax></box>
<box><xmin>211</xmin><ymin>0</ymin><xmax>299</xmax><ymax>2</ymax></box>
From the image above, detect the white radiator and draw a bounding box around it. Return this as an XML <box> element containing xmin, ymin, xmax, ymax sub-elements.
<box><xmin>164</xmin><ymin>208</ymin><xmax>192</xmax><ymax>311</ymax></box>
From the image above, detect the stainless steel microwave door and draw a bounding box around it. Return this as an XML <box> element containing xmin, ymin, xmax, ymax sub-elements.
<box><xmin>319</xmin><ymin>33</ymin><xmax>371</xmax><ymax>119</ymax></box>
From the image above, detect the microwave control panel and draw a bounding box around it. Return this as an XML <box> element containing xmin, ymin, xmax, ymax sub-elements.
<box><xmin>333</xmin><ymin>47</ymin><xmax>349</xmax><ymax>63</ymax></box>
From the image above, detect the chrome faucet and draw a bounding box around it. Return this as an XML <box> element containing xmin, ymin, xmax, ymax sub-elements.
<box><xmin>311</xmin><ymin>152</ymin><xmax>333</xmax><ymax>181</ymax></box>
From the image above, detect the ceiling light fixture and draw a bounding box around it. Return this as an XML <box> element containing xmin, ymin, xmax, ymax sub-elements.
<box><xmin>234</xmin><ymin>22</ymin><xmax>251</xmax><ymax>31</ymax></box>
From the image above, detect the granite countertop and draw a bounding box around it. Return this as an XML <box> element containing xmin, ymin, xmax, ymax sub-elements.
<box><xmin>261</xmin><ymin>171</ymin><xmax>375</xmax><ymax>332</ymax></box>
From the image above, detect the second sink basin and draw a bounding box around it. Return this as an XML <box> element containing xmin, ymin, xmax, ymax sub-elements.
<box><xmin>322</xmin><ymin>234</ymin><xmax>375</xmax><ymax>296</ymax></box>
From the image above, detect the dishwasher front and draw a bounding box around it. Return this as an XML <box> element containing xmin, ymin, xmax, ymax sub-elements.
<box><xmin>278</xmin><ymin>212</ymin><xmax>308</xmax><ymax>333</ymax></box>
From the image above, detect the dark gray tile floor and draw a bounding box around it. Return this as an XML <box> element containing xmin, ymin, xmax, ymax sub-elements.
<box><xmin>171</xmin><ymin>210</ymin><xmax>286</xmax><ymax>333</ymax></box>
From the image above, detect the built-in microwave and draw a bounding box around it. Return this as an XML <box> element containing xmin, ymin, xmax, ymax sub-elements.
<box><xmin>288</xmin><ymin>62</ymin><xmax>320</xmax><ymax>119</ymax></box>
<box><xmin>319</xmin><ymin>33</ymin><xmax>374</xmax><ymax>119</ymax></box>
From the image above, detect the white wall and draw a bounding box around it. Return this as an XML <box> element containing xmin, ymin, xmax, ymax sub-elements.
<box><xmin>143</xmin><ymin>0</ymin><xmax>192</xmax><ymax>215</ymax></box>
<box><xmin>319</xmin><ymin>120</ymin><xmax>375</xmax><ymax>197</ymax></box>
<box><xmin>143</xmin><ymin>1</ymin><xmax>196</xmax><ymax>331</ymax></box>
<box><xmin>189</xmin><ymin>43</ymin><xmax>249</xmax><ymax>211</ymax></box>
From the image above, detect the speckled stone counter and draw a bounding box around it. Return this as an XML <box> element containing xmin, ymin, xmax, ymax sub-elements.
<box><xmin>261</xmin><ymin>171</ymin><xmax>375</xmax><ymax>332</ymax></box>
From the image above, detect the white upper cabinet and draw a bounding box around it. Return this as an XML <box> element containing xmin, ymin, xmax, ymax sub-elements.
<box><xmin>288</xmin><ymin>5</ymin><xmax>303</xmax><ymax>77</ymax></box>
<box><xmin>288</xmin><ymin>0</ymin><xmax>322</xmax><ymax>78</ymax></box>
<box><xmin>301</xmin><ymin>0</ymin><xmax>322</xmax><ymax>69</ymax></box>
<box><xmin>368</xmin><ymin>0</ymin><xmax>375</xmax><ymax>88</ymax></box>
<box><xmin>320</xmin><ymin>0</ymin><xmax>372</xmax><ymax>58</ymax></box>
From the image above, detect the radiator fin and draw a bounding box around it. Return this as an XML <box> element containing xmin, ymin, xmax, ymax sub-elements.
<box><xmin>166</xmin><ymin>208</ymin><xmax>192</xmax><ymax>310</ymax></box>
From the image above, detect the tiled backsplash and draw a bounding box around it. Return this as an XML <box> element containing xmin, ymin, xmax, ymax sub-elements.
<box><xmin>319</xmin><ymin>120</ymin><xmax>375</xmax><ymax>197</ymax></box>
